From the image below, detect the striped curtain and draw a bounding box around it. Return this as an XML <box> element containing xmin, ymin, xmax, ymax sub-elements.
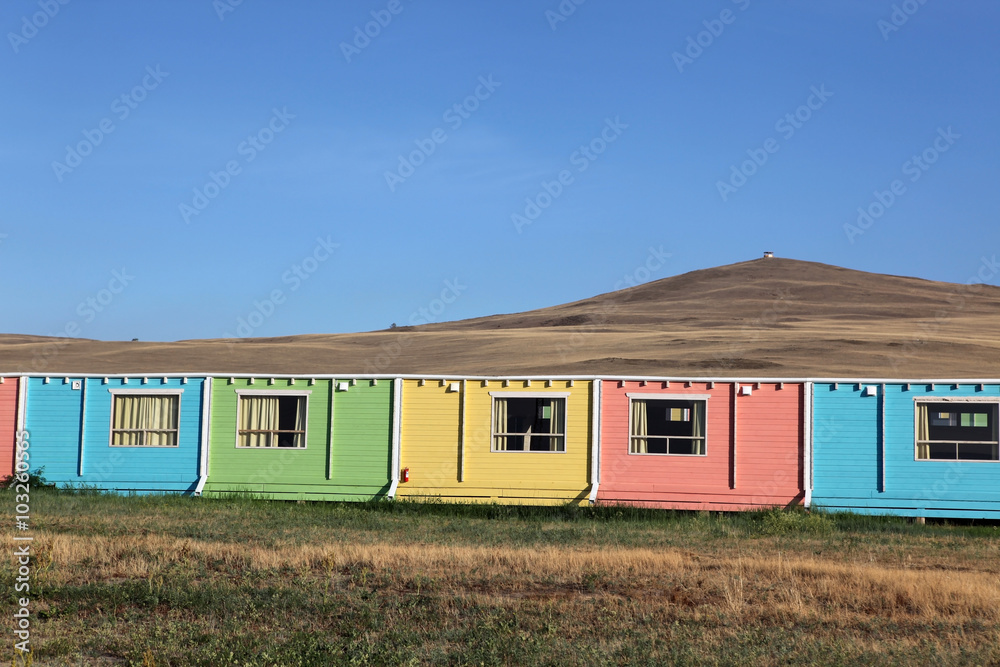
<box><xmin>631</xmin><ymin>400</ymin><xmax>648</xmax><ymax>453</ymax></box>
<box><xmin>239</xmin><ymin>396</ymin><xmax>280</xmax><ymax>447</ymax></box>
<box><xmin>493</xmin><ymin>398</ymin><xmax>508</xmax><ymax>451</ymax></box>
<box><xmin>113</xmin><ymin>395</ymin><xmax>142</xmax><ymax>446</ymax></box>
<box><xmin>916</xmin><ymin>404</ymin><xmax>930</xmax><ymax>459</ymax></box>
<box><xmin>545</xmin><ymin>398</ymin><xmax>562</xmax><ymax>452</ymax></box>
<box><xmin>112</xmin><ymin>395</ymin><xmax>178</xmax><ymax>446</ymax></box>
<box><xmin>692</xmin><ymin>401</ymin><xmax>705</xmax><ymax>455</ymax></box>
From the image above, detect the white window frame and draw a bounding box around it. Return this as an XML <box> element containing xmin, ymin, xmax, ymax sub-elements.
<box><xmin>625</xmin><ymin>393</ymin><xmax>711</xmax><ymax>457</ymax></box>
<box><xmin>913</xmin><ymin>397</ymin><xmax>1000</xmax><ymax>463</ymax></box>
<box><xmin>107</xmin><ymin>388</ymin><xmax>184</xmax><ymax>448</ymax></box>
<box><xmin>234</xmin><ymin>390</ymin><xmax>312</xmax><ymax>450</ymax></box>
<box><xmin>488</xmin><ymin>392</ymin><xmax>570</xmax><ymax>454</ymax></box>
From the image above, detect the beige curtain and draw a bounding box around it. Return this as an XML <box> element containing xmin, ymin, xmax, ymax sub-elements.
<box><xmin>631</xmin><ymin>400</ymin><xmax>648</xmax><ymax>453</ymax></box>
<box><xmin>493</xmin><ymin>398</ymin><xmax>508</xmax><ymax>451</ymax></box>
<box><xmin>546</xmin><ymin>399</ymin><xmax>562</xmax><ymax>452</ymax></box>
<box><xmin>142</xmin><ymin>396</ymin><xmax>178</xmax><ymax>446</ymax></box>
<box><xmin>293</xmin><ymin>398</ymin><xmax>306</xmax><ymax>447</ymax></box>
<box><xmin>112</xmin><ymin>395</ymin><xmax>177</xmax><ymax>446</ymax></box>
<box><xmin>240</xmin><ymin>396</ymin><xmax>279</xmax><ymax>447</ymax></box>
<box><xmin>113</xmin><ymin>395</ymin><xmax>141</xmax><ymax>446</ymax></box>
<box><xmin>692</xmin><ymin>401</ymin><xmax>705</xmax><ymax>455</ymax></box>
<box><xmin>916</xmin><ymin>404</ymin><xmax>930</xmax><ymax>459</ymax></box>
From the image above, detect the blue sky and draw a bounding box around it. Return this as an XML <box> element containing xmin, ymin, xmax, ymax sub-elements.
<box><xmin>1</xmin><ymin>1</ymin><xmax>997</xmax><ymax>342</ymax></box>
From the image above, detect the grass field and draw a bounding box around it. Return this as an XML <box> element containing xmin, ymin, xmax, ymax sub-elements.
<box><xmin>5</xmin><ymin>488</ymin><xmax>1000</xmax><ymax>666</ymax></box>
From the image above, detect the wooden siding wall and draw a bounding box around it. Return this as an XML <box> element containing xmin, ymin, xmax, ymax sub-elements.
<box><xmin>204</xmin><ymin>378</ymin><xmax>393</xmax><ymax>500</ymax></box>
<box><xmin>812</xmin><ymin>382</ymin><xmax>1000</xmax><ymax>518</ymax></box>
<box><xmin>597</xmin><ymin>380</ymin><xmax>803</xmax><ymax>510</ymax></box>
<box><xmin>24</xmin><ymin>377</ymin><xmax>203</xmax><ymax>492</ymax></box>
<box><xmin>397</xmin><ymin>379</ymin><xmax>593</xmax><ymax>504</ymax></box>
<box><xmin>0</xmin><ymin>378</ymin><xmax>18</xmax><ymax>479</ymax></box>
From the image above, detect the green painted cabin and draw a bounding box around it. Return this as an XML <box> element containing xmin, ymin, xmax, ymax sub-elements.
<box><xmin>203</xmin><ymin>376</ymin><xmax>395</xmax><ymax>500</ymax></box>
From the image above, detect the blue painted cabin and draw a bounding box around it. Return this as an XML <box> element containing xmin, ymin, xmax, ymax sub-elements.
<box><xmin>24</xmin><ymin>375</ymin><xmax>207</xmax><ymax>494</ymax></box>
<box><xmin>811</xmin><ymin>381</ymin><xmax>1000</xmax><ymax>518</ymax></box>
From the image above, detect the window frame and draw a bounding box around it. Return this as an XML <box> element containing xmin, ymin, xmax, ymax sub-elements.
<box><xmin>107</xmin><ymin>388</ymin><xmax>184</xmax><ymax>448</ymax></box>
<box><xmin>488</xmin><ymin>391</ymin><xmax>569</xmax><ymax>453</ymax></box>
<box><xmin>626</xmin><ymin>393</ymin><xmax>711</xmax><ymax>457</ymax></box>
<box><xmin>234</xmin><ymin>390</ymin><xmax>312</xmax><ymax>450</ymax></box>
<box><xmin>913</xmin><ymin>397</ymin><xmax>1000</xmax><ymax>463</ymax></box>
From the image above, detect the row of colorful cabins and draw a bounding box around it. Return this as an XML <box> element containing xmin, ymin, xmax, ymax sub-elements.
<box><xmin>2</xmin><ymin>374</ymin><xmax>999</xmax><ymax>519</ymax></box>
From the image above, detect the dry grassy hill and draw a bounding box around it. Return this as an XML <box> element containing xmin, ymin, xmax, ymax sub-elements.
<box><xmin>2</xmin><ymin>257</ymin><xmax>999</xmax><ymax>377</ymax></box>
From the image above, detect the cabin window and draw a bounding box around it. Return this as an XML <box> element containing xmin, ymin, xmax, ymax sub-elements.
<box><xmin>916</xmin><ymin>402</ymin><xmax>999</xmax><ymax>461</ymax></box>
<box><xmin>630</xmin><ymin>398</ymin><xmax>706</xmax><ymax>455</ymax></box>
<box><xmin>237</xmin><ymin>394</ymin><xmax>307</xmax><ymax>448</ymax></box>
<box><xmin>111</xmin><ymin>394</ymin><xmax>180</xmax><ymax>447</ymax></box>
<box><xmin>492</xmin><ymin>396</ymin><xmax>566</xmax><ymax>452</ymax></box>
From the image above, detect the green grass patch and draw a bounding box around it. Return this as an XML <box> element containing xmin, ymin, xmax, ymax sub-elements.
<box><xmin>5</xmin><ymin>487</ymin><xmax>1000</xmax><ymax>665</ymax></box>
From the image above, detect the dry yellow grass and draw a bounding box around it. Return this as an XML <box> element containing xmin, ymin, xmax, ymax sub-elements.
<box><xmin>14</xmin><ymin>531</ymin><xmax>1000</xmax><ymax>628</ymax></box>
<box><xmin>9</xmin><ymin>493</ymin><xmax>1000</xmax><ymax>664</ymax></box>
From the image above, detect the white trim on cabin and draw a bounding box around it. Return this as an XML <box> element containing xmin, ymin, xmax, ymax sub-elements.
<box><xmin>106</xmin><ymin>388</ymin><xmax>185</xmax><ymax>448</ymax></box>
<box><xmin>233</xmin><ymin>390</ymin><xmax>313</xmax><ymax>450</ymax></box>
<box><xmin>588</xmin><ymin>379</ymin><xmax>602</xmax><ymax>504</ymax></box>
<box><xmin>803</xmin><ymin>382</ymin><xmax>812</xmax><ymax>508</ymax></box>
<box><xmin>625</xmin><ymin>394</ymin><xmax>709</xmax><ymax>458</ymax></box>
<box><xmin>22</xmin><ymin>372</ymin><xmax>998</xmax><ymax>390</ymax></box>
<box><xmin>387</xmin><ymin>378</ymin><xmax>403</xmax><ymax>498</ymax></box>
<box><xmin>911</xmin><ymin>397</ymin><xmax>1000</xmax><ymax>463</ymax></box>
<box><xmin>195</xmin><ymin>378</ymin><xmax>212</xmax><ymax>495</ymax></box>
<box><xmin>15</xmin><ymin>376</ymin><xmax>27</xmax><ymax>460</ymax></box>
<box><xmin>488</xmin><ymin>393</ymin><xmax>569</xmax><ymax>454</ymax></box>
<box><xmin>625</xmin><ymin>392</ymin><xmax>712</xmax><ymax>401</ymax></box>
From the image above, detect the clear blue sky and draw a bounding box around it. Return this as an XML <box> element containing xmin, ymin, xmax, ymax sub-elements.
<box><xmin>2</xmin><ymin>1</ymin><xmax>998</xmax><ymax>342</ymax></box>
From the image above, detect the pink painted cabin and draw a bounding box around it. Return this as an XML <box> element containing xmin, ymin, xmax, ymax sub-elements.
<box><xmin>0</xmin><ymin>377</ymin><xmax>20</xmax><ymax>480</ymax></box>
<box><xmin>597</xmin><ymin>380</ymin><xmax>804</xmax><ymax>510</ymax></box>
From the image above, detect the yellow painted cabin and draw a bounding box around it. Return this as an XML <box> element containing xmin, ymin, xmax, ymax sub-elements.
<box><xmin>396</xmin><ymin>378</ymin><xmax>595</xmax><ymax>504</ymax></box>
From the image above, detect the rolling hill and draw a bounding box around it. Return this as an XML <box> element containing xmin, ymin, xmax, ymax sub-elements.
<box><xmin>2</xmin><ymin>257</ymin><xmax>999</xmax><ymax>378</ymax></box>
